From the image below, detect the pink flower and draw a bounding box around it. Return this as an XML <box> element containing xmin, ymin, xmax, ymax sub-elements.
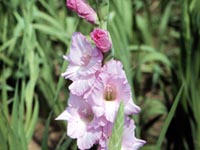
<box><xmin>62</xmin><ymin>32</ymin><xmax>102</xmax><ymax>81</ymax></box>
<box><xmin>87</xmin><ymin>60</ymin><xmax>140</xmax><ymax>122</ymax></box>
<box><xmin>90</xmin><ymin>28</ymin><xmax>112</xmax><ymax>53</ymax></box>
<box><xmin>56</xmin><ymin>94</ymin><xmax>104</xmax><ymax>149</ymax></box>
<box><xmin>62</xmin><ymin>32</ymin><xmax>103</xmax><ymax>95</ymax></box>
<box><xmin>66</xmin><ymin>0</ymin><xmax>98</xmax><ymax>24</ymax></box>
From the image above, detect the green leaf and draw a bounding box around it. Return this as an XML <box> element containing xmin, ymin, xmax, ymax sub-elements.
<box><xmin>11</xmin><ymin>81</ymin><xmax>19</xmax><ymax>132</ymax></box>
<box><xmin>56</xmin><ymin>135</ymin><xmax>72</xmax><ymax>150</ymax></box>
<box><xmin>0</xmin><ymin>107</ymin><xmax>8</xmax><ymax>150</ymax></box>
<box><xmin>141</xmin><ymin>145</ymin><xmax>159</xmax><ymax>150</ymax></box>
<box><xmin>136</xmin><ymin>15</ymin><xmax>152</xmax><ymax>45</ymax></box>
<box><xmin>156</xmin><ymin>84</ymin><xmax>184</xmax><ymax>149</ymax></box>
<box><xmin>26</xmin><ymin>98</ymin><xmax>39</xmax><ymax>142</ymax></box>
<box><xmin>158</xmin><ymin>2</ymin><xmax>172</xmax><ymax>39</ymax></box>
<box><xmin>141</xmin><ymin>52</ymin><xmax>171</xmax><ymax>68</ymax></box>
<box><xmin>41</xmin><ymin>112</ymin><xmax>52</xmax><ymax>150</ymax></box>
<box><xmin>128</xmin><ymin>45</ymin><xmax>156</xmax><ymax>52</ymax></box>
<box><xmin>108</xmin><ymin>102</ymin><xmax>124</xmax><ymax>150</ymax></box>
<box><xmin>1</xmin><ymin>70</ymin><xmax>9</xmax><ymax>118</ymax></box>
<box><xmin>33</xmin><ymin>23</ymin><xmax>69</xmax><ymax>44</ymax></box>
<box><xmin>97</xmin><ymin>0</ymin><xmax>109</xmax><ymax>26</ymax></box>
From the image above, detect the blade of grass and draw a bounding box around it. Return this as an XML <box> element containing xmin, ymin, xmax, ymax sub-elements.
<box><xmin>128</xmin><ymin>45</ymin><xmax>156</xmax><ymax>52</ymax></box>
<box><xmin>1</xmin><ymin>68</ymin><xmax>9</xmax><ymax>118</ymax></box>
<box><xmin>0</xmin><ymin>106</ymin><xmax>8</xmax><ymax>150</ymax></box>
<box><xmin>140</xmin><ymin>52</ymin><xmax>171</xmax><ymax>68</ymax></box>
<box><xmin>41</xmin><ymin>112</ymin><xmax>53</xmax><ymax>150</ymax></box>
<box><xmin>11</xmin><ymin>81</ymin><xmax>19</xmax><ymax>132</ymax></box>
<box><xmin>136</xmin><ymin>15</ymin><xmax>152</xmax><ymax>45</ymax></box>
<box><xmin>26</xmin><ymin>97</ymin><xmax>39</xmax><ymax>142</ymax></box>
<box><xmin>156</xmin><ymin>83</ymin><xmax>184</xmax><ymax>149</ymax></box>
<box><xmin>19</xmin><ymin>79</ymin><xmax>27</xmax><ymax>150</ymax></box>
<box><xmin>3</xmin><ymin>81</ymin><xmax>25</xmax><ymax>150</ymax></box>
<box><xmin>158</xmin><ymin>2</ymin><xmax>173</xmax><ymax>51</ymax></box>
<box><xmin>56</xmin><ymin>134</ymin><xmax>72</xmax><ymax>150</ymax></box>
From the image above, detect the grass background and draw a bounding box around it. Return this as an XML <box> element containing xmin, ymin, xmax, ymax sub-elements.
<box><xmin>0</xmin><ymin>0</ymin><xmax>200</xmax><ymax>149</ymax></box>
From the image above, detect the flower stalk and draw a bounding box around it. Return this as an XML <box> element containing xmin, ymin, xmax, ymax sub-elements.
<box><xmin>56</xmin><ymin>0</ymin><xmax>145</xmax><ymax>149</ymax></box>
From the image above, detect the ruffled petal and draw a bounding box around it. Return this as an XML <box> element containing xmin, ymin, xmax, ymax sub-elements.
<box><xmin>102</xmin><ymin>59</ymin><xmax>126</xmax><ymax>78</ymax></box>
<box><xmin>122</xmin><ymin>118</ymin><xmax>146</xmax><ymax>150</ymax></box>
<box><xmin>124</xmin><ymin>99</ymin><xmax>141</xmax><ymax>115</ymax></box>
<box><xmin>69</xmin><ymin>76</ymin><xmax>95</xmax><ymax>96</ymax></box>
<box><xmin>67</xmin><ymin>117</ymin><xmax>86</xmax><ymax>138</ymax></box>
<box><xmin>77</xmin><ymin>129</ymin><xmax>101</xmax><ymax>150</ymax></box>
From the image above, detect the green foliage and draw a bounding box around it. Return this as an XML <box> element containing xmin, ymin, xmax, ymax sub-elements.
<box><xmin>156</xmin><ymin>84</ymin><xmax>184</xmax><ymax>149</ymax></box>
<box><xmin>0</xmin><ymin>0</ymin><xmax>74</xmax><ymax>149</ymax></box>
<box><xmin>177</xmin><ymin>0</ymin><xmax>200</xmax><ymax>149</ymax></box>
<box><xmin>108</xmin><ymin>102</ymin><xmax>124</xmax><ymax>150</ymax></box>
<box><xmin>41</xmin><ymin>112</ymin><xmax>52</xmax><ymax>150</ymax></box>
<box><xmin>0</xmin><ymin>81</ymin><xmax>38</xmax><ymax>150</ymax></box>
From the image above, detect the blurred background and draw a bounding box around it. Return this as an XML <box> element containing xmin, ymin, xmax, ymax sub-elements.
<box><xmin>0</xmin><ymin>0</ymin><xmax>200</xmax><ymax>149</ymax></box>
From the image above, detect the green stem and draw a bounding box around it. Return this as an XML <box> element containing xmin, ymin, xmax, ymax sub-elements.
<box><xmin>95</xmin><ymin>0</ymin><xmax>109</xmax><ymax>29</ymax></box>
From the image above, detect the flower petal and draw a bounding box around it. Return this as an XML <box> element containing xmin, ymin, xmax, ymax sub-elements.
<box><xmin>104</xmin><ymin>101</ymin><xmax>118</xmax><ymax>122</ymax></box>
<box><xmin>124</xmin><ymin>99</ymin><xmax>141</xmax><ymax>115</ymax></box>
<box><xmin>77</xmin><ymin>129</ymin><xmax>101</xmax><ymax>149</ymax></box>
<box><xmin>122</xmin><ymin>118</ymin><xmax>146</xmax><ymax>150</ymax></box>
<box><xmin>55</xmin><ymin>109</ymin><xmax>71</xmax><ymax>121</ymax></box>
<box><xmin>67</xmin><ymin>117</ymin><xmax>86</xmax><ymax>138</ymax></box>
<box><xmin>69</xmin><ymin>76</ymin><xmax>95</xmax><ymax>96</ymax></box>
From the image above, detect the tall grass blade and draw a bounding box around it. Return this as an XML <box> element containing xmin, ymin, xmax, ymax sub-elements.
<box><xmin>41</xmin><ymin>112</ymin><xmax>53</xmax><ymax>150</ymax></box>
<box><xmin>156</xmin><ymin>84</ymin><xmax>184</xmax><ymax>149</ymax></box>
<box><xmin>26</xmin><ymin>96</ymin><xmax>39</xmax><ymax>142</ymax></box>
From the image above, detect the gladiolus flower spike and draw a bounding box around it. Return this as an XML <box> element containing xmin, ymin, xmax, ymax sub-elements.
<box><xmin>57</xmin><ymin>1</ymin><xmax>145</xmax><ymax>149</ymax></box>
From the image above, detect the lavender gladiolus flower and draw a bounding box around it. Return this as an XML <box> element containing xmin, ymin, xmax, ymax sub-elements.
<box><xmin>87</xmin><ymin>60</ymin><xmax>140</xmax><ymax>122</ymax></box>
<box><xmin>62</xmin><ymin>32</ymin><xmax>103</xmax><ymax>96</ymax></box>
<box><xmin>62</xmin><ymin>32</ymin><xmax>102</xmax><ymax>81</ymax></box>
<box><xmin>56</xmin><ymin>94</ymin><xmax>103</xmax><ymax>149</ymax></box>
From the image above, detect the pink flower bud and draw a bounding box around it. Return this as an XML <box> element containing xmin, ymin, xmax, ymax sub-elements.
<box><xmin>66</xmin><ymin>0</ymin><xmax>98</xmax><ymax>24</ymax></box>
<box><xmin>90</xmin><ymin>28</ymin><xmax>112</xmax><ymax>53</ymax></box>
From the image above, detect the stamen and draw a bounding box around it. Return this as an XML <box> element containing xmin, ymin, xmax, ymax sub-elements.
<box><xmin>104</xmin><ymin>84</ymin><xmax>116</xmax><ymax>101</ymax></box>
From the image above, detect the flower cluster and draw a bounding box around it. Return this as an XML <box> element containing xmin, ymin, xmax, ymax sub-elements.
<box><xmin>56</xmin><ymin>0</ymin><xmax>145</xmax><ymax>150</ymax></box>
<box><xmin>56</xmin><ymin>32</ymin><xmax>145</xmax><ymax>149</ymax></box>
